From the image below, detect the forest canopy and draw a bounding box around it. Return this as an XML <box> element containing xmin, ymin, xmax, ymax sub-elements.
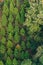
<box><xmin>0</xmin><ymin>0</ymin><xmax>43</xmax><ymax>65</ymax></box>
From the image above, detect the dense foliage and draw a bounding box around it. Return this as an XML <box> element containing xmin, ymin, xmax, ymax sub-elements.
<box><xmin>0</xmin><ymin>0</ymin><xmax>43</xmax><ymax>65</ymax></box>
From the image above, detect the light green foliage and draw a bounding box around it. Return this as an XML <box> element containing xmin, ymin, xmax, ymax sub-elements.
<box><xmin>5</xmin><ymin>0</ymin><xmax>10</xmax><ymax>5</ymax></box>
<box><xmin>7</xmin><ymin>40</ymin><xmax>13</xmax><ymax>48</ymax></box>
<box><xmin>0</xmin><ymin>61</ymin><xmax>4</xmax><ymax>65</ymax></box>
<box><xmin>13</xmin><ymin>58</ymin><xmax>18</xmax><ymax>65</ymax></box>
<box><xmin>20</xmin><ymin>28</ymin><xmax>25</xmax><ymax>36</ymax></box>
<box><xmin>8</xmin><ymin>33</ymin><xmax>13</xmax><ymax>40</ymax></box>
<box><xmin>7</xmin><ymin>22</ymin><xmax>13</xmax><ymax>33</ymax></box>
<box><xmin>16</xmin><ymin>0</ymin><xmax>20</xmax><ymax>8</ymax></box>
<box><xmin>10</xmin><ymin>2</ymin><xmax>14</xmax><ymax>15</ymax></box>
<box><xmin>0</xmin><ymin>45</ymin><xmax>5</xmax><ymax>54</ymax></box>
<box><xmin>14</xmin><ymin>32</ymin><xmax>20</xmax><ymax>43</ymax></box>
<box><xmin>1</xmin><ymin>37</ymin><xmax>6</xmax><ymax>45</ymax></box>
<box><xmin>2</xmin><ymin>14</ymin><xmax>7</xmax><ymax>26</ymax></box>
<box><xmin>14</xmin><ymin>7</ymin><xmax>18</xmax><ymax>15</ymax></box>
<box><xmin>7</xmin><ymin>48</ymin><xmax>13</xmax><ymax>56</ymax></box>
<box><xmin>3</xmin><ymin>3</ymin><xmax>9</xmax><ymax>16</ymax></box>
<box><xmin>8</xmin><ymin>14</ymin><xmax>14</xmax><ymax>23</ymax></box>
<box><xmin>6</xmin><ymin>57</ymin><xmax>12</xmax><ymax>65</ymax></box>
<box><xmin>29</xmin><ymin>24</ymin><xmax>40</xmax><ymax>34</ymax></box>
<box><xmin>14</xmin><ymin>25</ymin><xmax>19</xmax><ymax>33</ymax></box>
<box><xmin>16</xmin><ymin>13</ymin><xmax>20</xmax><ymax>22</ymax></box>
<box><xmin>0</xmin><ymin>27</ymin><xmax>5</xmax><ymax>36</ymax></box>
<box><xmin>23</xmin><ymin>5</ymin><xmax>42</xmax><ymax>43</ymax></box>
<box><xmin>21</xmin><ymin>59</ymin><xmax>32</xmax><ymax>65</ymax></box>
<box><xmin>33</xmin><ymin>46</ymin><xmax>43</xmax><ymax>60</ymax></box>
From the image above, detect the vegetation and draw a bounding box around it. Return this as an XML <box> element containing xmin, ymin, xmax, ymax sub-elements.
<box><xmin>0</xmin><ymin>0</ymin><xmax>43</xmax><ymax>65</ymax></box>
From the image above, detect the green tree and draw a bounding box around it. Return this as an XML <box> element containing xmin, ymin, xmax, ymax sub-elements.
<box><xmin>39</xmin><ymin>55</ymin><xmax>43</xmax><ymax>64</ymax></box>
<box><xmin>14</xmin><ymin>24</ymin><xmax>19</xmax><ymax>33</ymax></box>
<box><xmin>21</xmin><ymin>41</ymin><xmax>26</xmax><ymax>50</ymax></box>
<box><xmin>26</xmin><ymin>41</ymin><xmax>31</xmax><ymax>49</ymax></box>
<box><xmin>8</xmin><ymin>33</ymin><xmax>13</xmax><ymax>40</ymax></box>
<box><xmin>20</xmin><ymin>51</ymin><xmax>25</xmax><ymax>59</ymax></box>
<box><xmin>7</xmin><ymin>22</ymin><xmax>13</xmax><ymax>33</ymax></box>
<box><xmin>8</xmin><ymin>14</ymin><xmax>14</xmax><ymax>23</ymax></box>
<box><xmin>0</xmin><ymin>61</ymin><xmax>4</xmax><ymax>65</ymax></box>
<box><xmin>14</xmin><ymin>32</ymin><xmax>20</xmax><ymax>43</ymax></box>
<box><xmin>20</xmin><ymin>28</ymin><xmax>25</xmax><ymax>36</ymax></box>
<box><xmin>33</xmin><ymin>46</ymin><xmax>43</xmax><ymax>60</ymax></box>
<box><xmin>24</xmin><ymin>0</ymin><xmax>30</xmax><ymax>7</ymax></box>
<box><xmin>0</xmin><ymin>45</ymin><xmax>5</xmax><ymax>54</ymax></box>
<box><xmin>14</xmin><ymin>48</ymin><xmax>21</xmax><ymax>59</ymax></box>
<box><xmin>3</xmin><ymin>3</ymin><xmax>9</xmax><ymax>16</ymax></box>
<box><xmin>7</xmin><ymin>40</ymin><xmax>13</xmax><ymax>48</ymax></box>
<box><xmin>21</xmin><ymin>59</ymin><xmax>32</xmax><ymax>65</ymax></box>
<box><xmin>0</xmin><ymin>27</ymin><xmax>5</xmax><ymax>36</ymax></box>
<box><xmin>7</xmin><ymin>48</ymin><xmax>13</xmax><ymax>57</ymax></box>
<box><xmin>14</xmin><ymin>7</ymin><xmax>18</xmax><ymax>15</ymax></box>
<box><xmin>10</xmin><ymin>2</ymin><xmax>14</xmax><ymax>15</ymax></box>
<box><xmin>6</xmin><ymin>57</ymin><xmax>12</xmax><ymax>65</ymax></box>
<box><xmin>24</xmin><ymin>51</ymin><xmax>29</xmax><ymax>59</ymax></box>
<box><xmin>1</xmin><ymin>37</ymin><xmax>6</xmax><ymax>45</ymax></box>
<box><xmin>13</xmin><ymin>58</ymin><xmax>18</xmax><ymax>65</ymax></box>
<box><xmin>20</xmin><ymin>5</ymin><xmax>25</xmax><ymax>23</ymax></box>
<box><xmin>2</xmin><ymin>14</ymin><xmax>7</xmax><ymax>27</ymax></box>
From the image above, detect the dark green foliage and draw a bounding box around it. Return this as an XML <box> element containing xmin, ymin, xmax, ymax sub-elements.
<box><xmin>24</xmin><ymin>0</ymin><xmax>30</xmax><ymax>7</ymax></box>
<box><xmin>21</xmin><ymin>41</ymin><xmax>26</xmax><ymax>50</ymax></box>
<box><xmin>20</xmin><ymin>5</ymin><xmax>25</xmax><ymax>23</ymax></box>
<box><xmin>0</xmin><ymin>0</ymin><xmax>43</xmax><ymax>65</ymax></box>
<box><xmin>24</xmin><ymin>51</ymin><xmax>29</xmax><ymax>59</ymax></box>
<box><xmin>39</xmin><ymin>55</ymin><xmax>43</xmax><ymax>64</ymax></box>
